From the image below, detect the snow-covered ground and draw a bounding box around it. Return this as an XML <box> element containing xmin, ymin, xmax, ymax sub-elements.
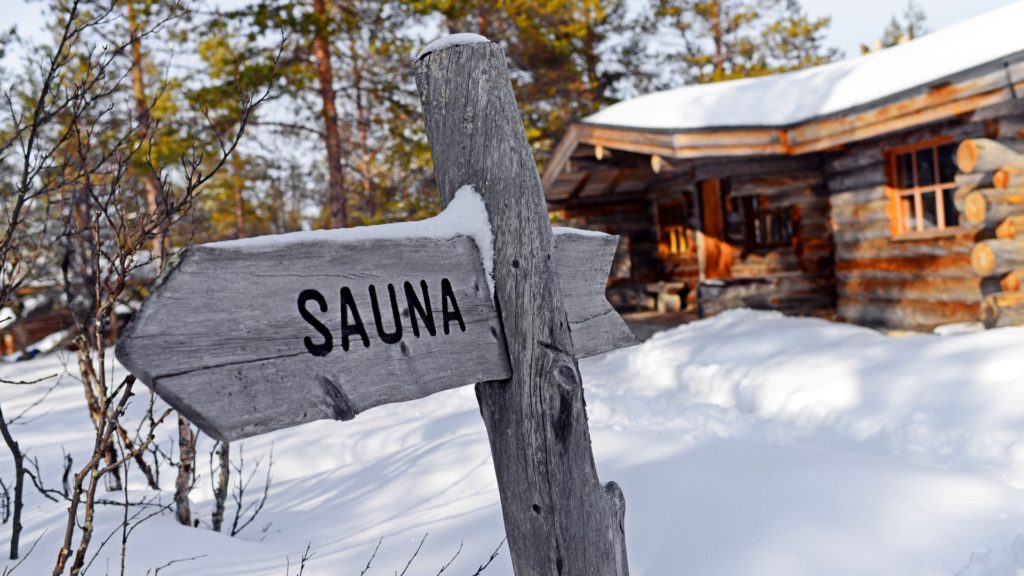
<box><xmin>3</xmin><ymin>309</ymin><xmax>1024</xmax><ymax>575</ymax></box>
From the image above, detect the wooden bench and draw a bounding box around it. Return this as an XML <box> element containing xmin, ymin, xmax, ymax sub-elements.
<box><xmin>642</xmin><ymin>282</ymin><xmax>687</xmax><ymax>313</ymax></box>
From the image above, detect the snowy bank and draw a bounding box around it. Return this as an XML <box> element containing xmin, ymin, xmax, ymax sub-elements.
<box><xmin>2</xmin><ymin>310</ymin><xmax>1024</xmax><ymax>575</ymax></box>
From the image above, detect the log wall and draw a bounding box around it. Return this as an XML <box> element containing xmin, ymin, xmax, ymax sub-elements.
<box><xmin>557</xmin><ymin>189</ymin><xmax>699</xmax><ymax>310</ymax></box>
<box><xmin>825</xmin><ymin>100</ymin><xmax>1024</xmax><ymax>331</ymax></box>
<box><xmin>550</xmin><ymin>100</ymin><xmax>1024</xmax><ymax>330</ymax></box>
<box><xmin>698</xmin><ymin>162</ymin><xmax>835</xmax><ymax>318</ymax></box>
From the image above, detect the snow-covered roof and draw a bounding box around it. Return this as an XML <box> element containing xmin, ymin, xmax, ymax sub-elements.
<box><xmin>584</xmin><ymin>1</ymin><xmax>1024</xmax><ymax>131</ymax></box>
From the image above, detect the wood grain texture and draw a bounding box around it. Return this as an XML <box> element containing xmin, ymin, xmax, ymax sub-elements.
<box><xmin>415</xmin><ymin>41</ymin><xmax>629</xmax><ymax>576</ymax></box>
<box><xmin>555</xmin><ymin>233</ymin><xmax>638</xmax><ymax>358</ymax></box>
<box><xmin>115</xmin><ymin>228</ymin><xmax>634</xmax><ymax>441</ymax></box>
<box><xmin>116</xmin><ymin>235</ymin><xmax>507</xmax><ymax>441</ymax></box>
<box><xmin>957</xmin><ymin>138</ymin><xmax>1024</xmax><ymax>173</ymax></box>
<box><xmin>972</xmin><ymin>239</ymin><xmax>1024</xmax><ymax>276</ymax></box>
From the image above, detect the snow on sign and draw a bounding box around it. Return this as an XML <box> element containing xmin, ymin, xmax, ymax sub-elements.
<box><xmin>114</xmin><ymin>188</ymin><xmax>635</xmax><ymax>442</ymax></box>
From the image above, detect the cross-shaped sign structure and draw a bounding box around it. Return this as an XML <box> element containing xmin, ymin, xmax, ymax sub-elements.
<box><xmin>116</xmin><ymin>34</ymin><xmax>635</xmax><ymax>576</ymax></box>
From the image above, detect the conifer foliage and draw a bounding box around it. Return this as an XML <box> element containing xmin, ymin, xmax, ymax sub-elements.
<box><xmin>653</xmin><ymin>0</ymin><xmax>839</xmax><ymax>84</ymax></box>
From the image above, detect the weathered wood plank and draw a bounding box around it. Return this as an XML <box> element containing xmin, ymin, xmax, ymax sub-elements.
<box><xmin>117</xmin><ymin>235</ymin><xmax>507</xmax><ymax>441</ymax></box>
<box><xmin>825</xmin><ymin>121</ymin><xmax>985</xmax><ymax>174</ymax></box>
<box><xmin>825</xmin><ymin>162</ymin><xmax>887</xmax><ymax>193</ymax></box>
<box><xmin>694</xmin><ymin>155</ymin><xmax>821</xmax><ymax>181</ymax></box>
<box><xmin>416</xmin><ymin>38</ymin><xmax>629</xmax><ymax>576</ymax></box>
<box><xmin>116</xmin><ymin>225</ymin><xmax>635</xmax><ymax>441</ymax></box>
<box><xmin>837</xmin><ymin>276</ymin><xmax>983</xmax><ymax>303</ymax></box>
<box><xmin>554</xmin><ymin>232</ymin><xmax>638</xmax><ymax>358</ymax></box>
<box><xmin>837</xmin><ymin>298</ymin><xmax>980</xmax><ymax>330</ymax></box>
<box><xmin>828</xmin><ymin>185</ymin><xmax>887</xmax><ymax>208</ymax></box>
<box><xmin>834</xmin><ymin>232</ymin><xmax>976</xmax><ymax>260</ymax></box>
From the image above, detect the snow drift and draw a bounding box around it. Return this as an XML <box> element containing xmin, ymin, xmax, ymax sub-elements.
<box><xmin>2</xmin><ymin>309</ymin><xmax>1024</xmax><ymax>575</ymax></box>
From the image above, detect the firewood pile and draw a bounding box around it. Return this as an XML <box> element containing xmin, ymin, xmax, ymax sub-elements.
<box><xmin>959</xmin><ymin>137</ymin><xmax>1024</xmax><ymax>327</ymax></box>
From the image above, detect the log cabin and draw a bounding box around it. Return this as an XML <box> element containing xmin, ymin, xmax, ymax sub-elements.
<box><xmin>542</xmin><ymin>2</ymin><xmax>1024</xmax><ymax>331</ymax></box>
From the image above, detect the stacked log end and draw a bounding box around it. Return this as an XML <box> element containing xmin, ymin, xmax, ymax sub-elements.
<box><xmin>993</xmin><ymin>166</ymin><xmax>1024</xmax><ymax>190</ymax></box>
<box><xmin>995</xmin><ymin>215</ymin><xmax>1024</xmax><ymax>239</ymax></box>
<box><xmin>971</xmin><ymin>240</ymin><xmax>1024</xmax><ymax>276</ymax></box>
<box><xmin>960</xmin><ymin>139</ymin><xmax>1024</xmax><ymax>328</ymax></box>
<box><xmin>962</xmin><ymin>189</ymin><xmax>1024</xmax><ymax>227</ymax></box>
<box><xmin>956</xmin><ymin>138</ymin><xmax>1024</xmax><ymax>173</ymax></box>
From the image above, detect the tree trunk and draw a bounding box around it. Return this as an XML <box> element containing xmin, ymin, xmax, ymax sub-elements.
<box><xmin>415</xmin><ymin>38</ymin><xmax>628</xmax><ymax>576</ymax></box>
<box><xmin>349</xmin><ymin>34</ymin><xmax>374</xmax><ymax>220</ymax></box>
<box><xmin>234</xmin><ymin>179</ymin><xmax>245</xmax><ymax>239</ymax></box>
<box><xmin>211</xmin><ymin>441</ymin><xmax>230</xmax><ymax>532</ymax></box>
<box><xmin>312</xmin><ymin>0</ymin><xmax>347</xmax><ymax>229</ymax></box>
<box><xmin>173</xmin><ymin>414</ymin><xmax>196</xmax><ymax>526</ymax></box>
<box><xmin>0</xmin><ymin>404</ymin><xmax>23</xmax><ymax>560</ymax></box>
<box><xmin>127</xmin><ymin>0</ymin><xmax>165</xmax><ymax>269</ymax></box>
<box><xmin>712</xmin><ymin>0</ymin><xmax>723</xmax><ymax>80</ymax></box>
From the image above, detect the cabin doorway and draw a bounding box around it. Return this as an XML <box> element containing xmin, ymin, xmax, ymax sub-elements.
<box><xmin>700</xmin><ymin>179</ymin><xmax>733</xmax><ymax>280</ymax></box>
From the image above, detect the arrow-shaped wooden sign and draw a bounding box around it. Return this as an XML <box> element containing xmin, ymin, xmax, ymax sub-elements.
<box><xmin>115</xmin><ymin>188</ymin><xmax>636</xmax><ymax>442</ymax></box>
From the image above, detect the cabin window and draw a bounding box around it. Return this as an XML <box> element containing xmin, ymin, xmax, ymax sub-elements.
<box><xmin>887</xmin><ymin>139</ymin><xmax>959</xmax><ymax>236</ymax></box>
<box><xmin>657</xmin><ymin>200</ymin><xmax>693</xmax><ymax>258</ymax></box>
<box><xmin>738</xmin><ymin>195</ymin><xmax>795</xmax><ymax>248</ymax></box>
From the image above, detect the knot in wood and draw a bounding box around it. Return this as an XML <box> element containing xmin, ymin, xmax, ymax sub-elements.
<box><xmin>550</xmin><ymin>364</ymin><xmax>578</xmax><ymax>445</ymax></box>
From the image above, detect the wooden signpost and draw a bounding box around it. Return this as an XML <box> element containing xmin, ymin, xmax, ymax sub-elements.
<box><xmin>116</xmin><ymin>34</ymin><xmax>634</xmax><ymax>576</ymax></box>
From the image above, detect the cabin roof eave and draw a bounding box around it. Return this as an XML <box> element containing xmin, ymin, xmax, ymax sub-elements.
<box><xmin>542</xmin><ymin>56</ymin><xmax>1024</xmax><ymax>199</ymax></box>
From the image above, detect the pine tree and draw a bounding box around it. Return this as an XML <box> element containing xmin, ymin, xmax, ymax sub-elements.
<box><xmin>880</xmin><ymin>0</ymin><xmax>927</xmax><ymax>48</ymax></box>
<box><xmin>654</xmin><ymin>0</ymin><xmax>839</xmax><ymax>84</ymax></box>
<box><xmin>201</xmin><ymin>0</ymin><xmax>436</xmax><ymax>227</ymax></box>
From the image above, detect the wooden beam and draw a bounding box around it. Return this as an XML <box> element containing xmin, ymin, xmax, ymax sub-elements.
<box><xmin>542</xmin><ymin>124</ymin><xmax>580</xmax><ymax>190</ymax></box>
<box><xmin>416</xmin><ymin>39</ymin><xmax>629</xmax><ymax>576</ymax></box>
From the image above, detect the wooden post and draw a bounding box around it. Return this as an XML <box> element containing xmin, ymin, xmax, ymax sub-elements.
<box><xmin>414</xmin><ymin>37</ymin><xmax>629</xmax><ymax>576</ymax></box>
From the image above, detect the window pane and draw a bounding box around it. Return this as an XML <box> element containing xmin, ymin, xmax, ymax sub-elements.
<box><xmin>901</xmin><ymin>195</ymin><xmax>916</xmax><ymax>232</ymax></box>
<box><xmin>668</xmin><ymin>226</ymin><xmax>687</xmax><ymax>254</ymax></box>
<box><xmin>921</xmin><ymin>191</ymin><xmax>938</xmax><ymax>229</ymax></box>
<box><xmin>741</xmin><ymin>196</ymin><xmax>756</xmax><ymax>246</ymax></box>
<box><xmin>943</xmin><ymin>188</ymin><xmax>960</xmax><ymax>228</ymax></box>
<box><xmin>937</xmin><ymin>143</ymin><xmax>957</xmax><ymax>184</ymax></box>
<box><xmin>781</xmin><ymin>210</ymin><xmax>793</xmax><ymax>243</ymax></box>
<box><xmin>916</xmin><ymin>149</ymin><xmax>936</xmax><ymax>187</ymax></box>
<box><xmin>897</xmin><ymin>153</ymin><xmax>914</xmax><ymax>188</ymax></box>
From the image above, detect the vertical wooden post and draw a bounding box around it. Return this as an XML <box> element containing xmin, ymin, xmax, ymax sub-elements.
<box><xmin>414</xmin><ymin>37</ymin><xmax>629</xmax><ymax>576</ymax></box>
